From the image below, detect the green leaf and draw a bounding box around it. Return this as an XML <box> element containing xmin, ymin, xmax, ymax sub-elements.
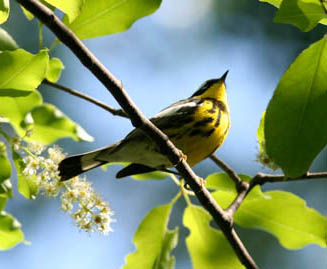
<box><xmin>0</xmin><ymin>0</ymin><xmax>9</xmax><ymax>24</ymax></box>
<box><xmin>0</xmin><ymin>197</ymin><xmax>6</xmax><ymax>211</ymax></box>
<box><xmin>274</xmin><ymin>0</ymin><xmax>327</xmax><ymax>31</ymax></box>
<box><xmin>102</xmin><ymin>162</ymin><xmax>169</xmax><ymax>180</ymax></box>
<box><xmin>44</xmin><ymin>0</ymin><xmax>84</xmax><ymax>23</ymax></box>
<box><xmin>206</xmin><ymin>172</ymin><xmax>246</xmax><ymax>193</ymax></box>
<box><xmin>256</xmin><ymin>112</ymin><xmax>280</xmax><ymax>170</ymax></box>
<box><xmin>154</xmin><ymin>227</ymin><xmax>178</xmax><ymax>269</ymax></box>
<box><xmin>205</xmin><ymin>173</ymin><xmax>264</xmax><ymax>199</ymax></box>
<box><xmin>0</xmin><ymin>212</ymin><xmax>24</xmax><ymax>250</ymax></box>
<box><xmin>0</xmin><ymin>27</ymin><xmax>18</xmax><ymax>51</ymax></box>
<box><xmin>265</xmin><ymin>36</ymin><xmax>327</xmax><ymax>178</ymax></box>
<box><xmin>0</xmin><ymin>142</ymin><xmax>12</xmax><ymax>199</ymax></box>
<box><xmin>0</xmin><ymin>91</ymin><xmax>43</xmax><ymax>136</ymax></box>
<box><xmin>12</xmin><ymin>150</ymin><xmax>38</xmax><ymax>199</ymax></box>
<box><xmin>64</xmin><ymin>0</ymin><xmax>162</xmax><ymax>40</ymax></box>
<box><xmin>183</xmin><ymin>205</ymin><xmax>244</xmax><ymax>269</ymax></box>
<box><xmin>0</xmin><ymin>49</ymin><xmax>49</xmax><ymax>92</ymax></box>
<box><xmin>25</xmin><ymin>103</ymin><xmax>93</xmax><ymax>144</ymax></box>
<box><xmin>123</xmin><ymin>203</ymin><xmax>177</xmax><ymax>269</ymax></box>
<box><xmin>46</xmin><ymin>58</ymin><xmax>64</xmax><ymax>83</ymax></box>
<box><xmin>21</xmin><ymin>0</ymin><xmax>56</xmax><ymax>20</ymax></box>
<box><xmin>257</xmin><ymin>111</ymin><xmax>265</xmax><ymax>153</ymax></box>
<box><xmin>212</xmin><ymin>190</ymin><xmax>327</xmax><ymax>249</ymax></box>
<box><xmin>259</xmin><ymin>0</ymin><xmax>282</xmax><ymax>8</ymax></box>
<box><xmin>131</xmin><ymin>170</ymin><xmax>169</xmax><ymax>180</ymax></box>
<box><xmin>21</xmin><ymin>6</ymin><xmax>34</xmax><ymax>20</ymax></box>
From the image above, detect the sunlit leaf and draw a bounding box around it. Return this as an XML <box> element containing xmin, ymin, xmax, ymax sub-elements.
<box><xmin>274</xmin><ymin>0</ymin><xmax>327</xmax><ymax>31</ymax></box>
<box><xmin>123</xmin><ymin>203</ymin><xmax>177</xmax><ymax>269</ymax></box>
<box><xmin>0</xmin><ymin>212</ymin><xmax>24</xmax><ymax>250</ymax></box>
<box><xmin>26</xmin><ymin>103</ymin><xmax>93</xmax><ymax>144</ymax></box>
<box><xmin>0</xmin><ymin>27</ymin><xmax>18</xmax><ymax>51</ymax></box>
<box><xmin>206</xmin><ymin>173</ymin><xmax>248</xmax><ymax>193</ymax></box>
<box><xmin>256</xmin><ymin>112</ymin><xmax>280</xmax><ymax>170</ymax></box>
<box><xmin>257</xmin><ymin>111</ymin><xmax>265</xmax><ymax>153</ymax></box>
<box><xmin>205</xmin><ymin>173</ymin><xmax>264</xmax><ymax>199</ymax></box>
<box><xmin>154</xmin><ymin>227</ymin><xmax>178</xmax><ymax>269</ymax></box>
<box><xmin>64</xmin><ymin>0</ymin><xmax>162</xmax><ymax>39</ymax></box>
<box><xmin>0</xmin><ymin>49</ymin><xmax>49</xmax><ymax>92</ymax></box>
<box><xmin>102</xmin><ymin>162</ymin><xmax>169</xmax><ymax>180</ymax></box>
<box><xmin>183</xmin><ymin>205</ymin><xmax>244</xmax><ymax>269</ymax></box>
<box><xmin>0</xmin><ymin>142</ymin><xmax>12</xmax><ymax>199</ymax></box>
<box><xmin>21</xmin><ymin>6</ymin><xmax>34</xmax><ymax>20</ymax></box>
<box><xmin>21</xmin><ymin>0</ymin><xmax>55</xmax><ymax>20</ymax></box>
<box><xmin>0</xmin><ymin>197</ymin><xmax>6</xmax><ymax>211</ymax></box>
<box><xmin>44</xmin><ymin>0</ymin><xmax>84</xmax><ymax>23</ymax></box>
<box><xmin>212</xmin><ymin>190</ymin><xmax>327</xmax><ymax>249</ymax></box>
<box><xmin>130</xmin><ymin>170</ymin><xmax>169</xmax><ymax>180</ymax></box>
<box><xmin>0</xmin><ymin>91</ymin><xmax>42</xmax><ymax>136</ymax></box>
<box><xmin>259</xmin><ymin>0</ymin><xmax>327</xmax><ymax>30</ymax></box>
<box><xmin>259</xmin><ymin>0</ymin><xmax>281</xmax><ymax>8</ymax></box>
<box><xmin>46</xmin><ymin>57</ymin><xmax>64</xmax><ymax>83</ymax></box>
<box><xmin>0</xmin><ymin>0</ymin><xmax>9</xmax><ymax>24</ymax></box>
<box><xmin>265</xmin><ymin>36</ymin><xmax>327</xmax><ymax>178</ymax></box>
<box><xmin>12</xmin><ymin>150</ymin><xmax>38</xmax><ymax>199</ymax></box>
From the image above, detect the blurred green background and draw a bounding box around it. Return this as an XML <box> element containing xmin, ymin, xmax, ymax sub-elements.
<box><xmin>1</xmin><ymin>0</ymin><xmax>326</xmax><ymax>268</ymax></box>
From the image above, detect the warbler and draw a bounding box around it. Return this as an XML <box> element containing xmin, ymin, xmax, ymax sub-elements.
<box><xmin>59</xmin><ymin>71</ymin><xmax>230</xmax><ymax>181</ymax></box>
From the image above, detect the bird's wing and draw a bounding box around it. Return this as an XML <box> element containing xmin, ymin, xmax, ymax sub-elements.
<box><xmin>150</xmin><ymin>97</ymin><xmax>201</xmax><ymax>130</ymax></box>
<box><xmin>122</xmin><ymin>97</ymin><xmax>201</xmax><ymax>140</ymax></box>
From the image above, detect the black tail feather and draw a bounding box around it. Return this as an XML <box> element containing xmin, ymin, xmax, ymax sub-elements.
<box><xmin>58</xmin><ymin>155</ymin><xmax>84</xmax><ymax>181</ymax></box>
<box><xmin>116</xmin><ymin>163</ymin><xmax>157</xmax><ymax>178</ymax></box>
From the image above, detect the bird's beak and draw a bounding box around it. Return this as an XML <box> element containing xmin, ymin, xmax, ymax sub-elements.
<box><xmin>220</xmin><ymin>70</ymin><xmax>229</xmax><ymax>82</ymax></box>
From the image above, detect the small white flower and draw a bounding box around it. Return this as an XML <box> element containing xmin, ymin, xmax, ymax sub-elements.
<box><xmin>17</xmin><ymin>141</ymin><xmax>114</xmax><ymax>235</ymax></box>
<box><xmin>27</xmin><ymin>142</ymin><xmax>44</xmax><ymax>155</ymax></box>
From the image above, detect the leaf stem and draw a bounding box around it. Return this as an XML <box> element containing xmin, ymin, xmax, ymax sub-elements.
<box><xmin>39</xmin><ymin>22</ymin><xmax>44</xmax><ymax>49</ymax></box>
<box><xmin>170</xmin><ymin>190</ymin><xmax>182</xmax><ymax>205</ymax></box>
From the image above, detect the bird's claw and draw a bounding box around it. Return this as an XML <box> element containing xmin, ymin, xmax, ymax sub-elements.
<box><xmin>178</xmin><ymin>150</ymin><xmax>187</xmax><ymax>162</ymax></box>
<box><xmin>198</xmin><ymin>177</ymin><xmax>205</xmax><ymax>188</ymax></box>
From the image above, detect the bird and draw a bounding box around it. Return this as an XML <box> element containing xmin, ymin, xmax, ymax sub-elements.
<box><xmin>58</xmin><ymin>71</ymin><xmax>230</xmax><ymax>181</ymax></box>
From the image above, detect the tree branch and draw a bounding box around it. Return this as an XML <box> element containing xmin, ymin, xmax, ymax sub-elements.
<box><xmin>226</xmin><ymin>182</ymin><xmax>250</xmax><ymax>216</ymax></box>
<box><xmin>43</xmin><ymin>79</ymin><xmax>129</xmax><ymax>118</ymax></box>
<box><xmin>18</xmin><ymin>0</ymin><xmax>257</xmax><ymax>268</ymax></box>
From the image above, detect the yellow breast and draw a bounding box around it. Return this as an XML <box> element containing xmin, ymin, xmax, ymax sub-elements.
<box><xmin>167</xmin><ymin>98</ymin><xmax>230</xmax><ymax>166</ymax></box>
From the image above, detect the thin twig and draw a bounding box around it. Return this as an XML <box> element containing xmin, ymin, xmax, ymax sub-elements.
<box><xmin>210</xmin><ymin>154</ymin><xmax>243</xmax><ymax>185</ymax></box>
<box><xmin>226</xmin><ymin>171</ymin><xmax>327</xmax><ymax>216</ymax></box>
<box><xmin>251</xmin><ymin>171</ymin><xmax>327</xmax><ymax>185</ymax></box>
<box><xmin>18</xmin><ymin>1</ymin><xmax>257</xmax><ymax>268</ymax></box>
<box><xmin>43</xmin><ymin>80</ymin><xmax>129</xmax><ymax>118</ymax></box>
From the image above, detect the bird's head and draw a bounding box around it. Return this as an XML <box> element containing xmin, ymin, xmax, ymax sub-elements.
<box><xmin>191</xmin><ymin>70</ymin><xmax>229</xmax><ymax>102</ymax></box>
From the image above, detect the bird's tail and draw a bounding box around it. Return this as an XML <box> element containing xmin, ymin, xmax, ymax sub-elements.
<box><xmin>58</xmin><ymin>143</ymin><xmax>119</xmax><ymax>181</ymax></box>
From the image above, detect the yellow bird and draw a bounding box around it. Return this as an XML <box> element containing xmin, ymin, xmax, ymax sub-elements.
<box><xmin>59</xmin><ymin>71</ymin><xmax>230</xmax><ymax>180</ymax></box>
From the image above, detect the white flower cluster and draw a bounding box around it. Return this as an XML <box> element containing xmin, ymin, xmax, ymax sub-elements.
<box><xmin>17</xmin><ymin>140</ymin><xmax>114</xmax><ymax>235</ymax></box>
<box><xmin>61</xmin><ymin>177</ymin><xmax>114</xmax><ymax>235</ymax></box>
<box><xmin>23</xmin><ymin>143</ymin><xmax>63</xmax><ymax>197</ymax></box>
